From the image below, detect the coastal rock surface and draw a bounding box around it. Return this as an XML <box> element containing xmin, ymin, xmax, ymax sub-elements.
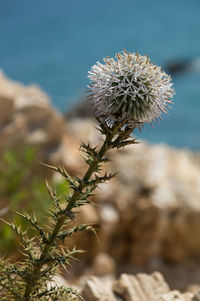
<box><xmin>0</xmin><ymin>71</ymin><xmax>65</xmax><ymax>162</ymax></box>
<box><xmin>82</xmin><ymin>272</ymin><xmax>194</xmax><ymax>301</ymax></box>
<box><xmin>96</xmin><ymin>142</ymin><xmax>200</xmax><ymax>264</ymax></box>
<box><xmin>62</xmin><ymin>118</ymin><xmax>200</xmax><ymax>267</ymax></box>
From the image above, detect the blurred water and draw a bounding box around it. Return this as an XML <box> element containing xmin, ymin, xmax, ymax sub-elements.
<box><xmin>0</xmin><ymin>0</ymin><xmax>200</xmax><ymax>149</ymax></box>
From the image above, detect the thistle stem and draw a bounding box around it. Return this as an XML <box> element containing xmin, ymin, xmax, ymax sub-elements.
<box><xmin>22</xmin><ymin>123</ymin><xmax>118</xmax><ymax>300</ymax></box>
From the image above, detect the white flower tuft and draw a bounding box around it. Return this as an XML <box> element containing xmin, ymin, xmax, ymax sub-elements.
<box><xmin>87</xmin><ymin>50</ymin><xmax>175</xmax><ymax>125</ymax></box>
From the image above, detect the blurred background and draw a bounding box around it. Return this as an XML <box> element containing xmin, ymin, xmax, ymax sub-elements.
<box><xmin>1</xmin><ymin>0</ymin><xmax>200</xmax><ymax>294</ymax></box>
<box><xmin>0</xmin><ymin>0</ymin><xmax>200</xmax><ymax>148</ymax></box>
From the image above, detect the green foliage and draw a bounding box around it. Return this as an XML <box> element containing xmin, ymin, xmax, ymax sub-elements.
<box><xmin>0</xmin><ymin>146</ymin><xmax>67</xmax><ymax>254</ymax></box>
<box><xmin>0</xmin><ymin>120</ymin><xmax>137</xmax><ymax>300</ymax></box>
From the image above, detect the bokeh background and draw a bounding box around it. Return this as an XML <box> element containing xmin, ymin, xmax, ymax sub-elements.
<box><xmin>2</xmin><ymin>2</ymin><xmax>200</xmax><ymax>295</ymax></box>
<box><xmin>0</xmin><ymin>0</ymin><xmax>200</xmax><ymax>148</ymax></box>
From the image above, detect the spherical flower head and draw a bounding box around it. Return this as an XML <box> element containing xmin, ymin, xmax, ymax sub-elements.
<box><xmin>87</xmin><ymin>50</ymin><xmax>175</xmax><ymax>125</ymax></box>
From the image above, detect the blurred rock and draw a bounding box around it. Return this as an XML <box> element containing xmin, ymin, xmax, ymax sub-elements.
<box><xmin>57</xmin><ymin>118</ymin><xmax>102</xmax><ymax>175</ymax></box>
<box><xmin>187</xmin><ymin>285</ymin><xmax>200</xmax><ymax>295</ymax></box>
<box><xmin>83</xmin><ymin>272</ymin><xmax>194</xmax><ymax>301</ymax></box>
<box><xmin>90</xmin><ymin>253</ymin><xmax>116</xmax><ymax>276</ymax></box>
<box><xmin>0</xmin><ymin>94</ymin><xmax>14</xmax><ymax>124</ymax></box>
<box><xmin>100</xmin><ymin>142</ymin><xmax>200</xmax><ymax>264</ymax></box>
<box><xmin>192</xmin><ymin>292</ymin><xmax>200</xmax><ymax>301</ymax></box>
<box><xmin>0</xmin><ymin>71</ymin><xmax>65</xmax><ymax>162</ymax></box>
<box><xmin>83</xmin><ymin>276</ymin><xmax>115</xmax><ymax>301</ymax></box>
<box><xmin>61</xmin><ymin>118</ymin><xmax>200</xmax><ymax>265</ymax></box>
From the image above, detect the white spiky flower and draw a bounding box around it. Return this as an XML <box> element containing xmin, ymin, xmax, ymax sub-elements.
<box><xmin>87</xmin><ymin>50</ymin><xmax>175</xmax><ymax>125</ymax></box>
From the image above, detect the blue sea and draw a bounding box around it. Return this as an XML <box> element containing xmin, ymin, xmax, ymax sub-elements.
<box><xmin>0</xmin><ymin>0</ymin><xmax>200</xmax><ymax>149</ymax></box>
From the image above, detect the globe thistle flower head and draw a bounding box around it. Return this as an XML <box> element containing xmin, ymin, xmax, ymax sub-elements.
<box><xmin>87</xmin><ymin>50</ymin><xmax>175</xmax><ymax>125</ymax></box>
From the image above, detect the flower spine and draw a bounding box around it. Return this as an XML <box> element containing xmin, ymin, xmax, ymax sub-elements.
<box><xmin>88</xmin><ymin>50</ymin><xmax>175</xmax><ymax>125</ymax></box>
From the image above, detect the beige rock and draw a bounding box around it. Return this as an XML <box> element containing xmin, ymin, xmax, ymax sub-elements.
<box><xmin>92</xmin><ymin>140</ymin><xmax>200</xmax><ymax>264</ymax></box>
<box><xmin>65</xmin><ymin>204</ymin><xmax>100</xmax><ymax>261</ymax></box>
<box><xmin>187</xmin><ymin>285</ymin><xmax>200</xmax><ymax>295</ymax></box>
<box><xmin>57</xmin><ymin>134</ymin><xmax>86</xmax><ymax>175</ymax></box>
<box><xmin>158</xmin><ymin>291</ymin><xmax>193</xmax><ymax>301</ymax></box>
<box><xmin>192</xmin><ymin>291</ymin><xmax>200</xmax><ymax>301</ymax></box>
<box><xmin>113</xmin><ymin>272</ymin><xmax>169</xmax><ymax>301</ymax></box>
<box><xmin>83</xmin><ymin>276</ymin><xmax>117</xmax><ymax>301</ymax></box>
<box><xmin>0</xmin><ymin>94</ymin><xmax>14</xmax><ymax>124</ymax></box>
<box><xmin>0</xmin><ymin>71</ymin><xmax>65</xmax><ymax>162</ymax></box>
<box><xmin>79</xmin><ymin>204</ymin><xmax>99</xmax><ymax>224</ymax></box>
<box><xmin>90</xmin><ymin>253</ymin><xmax>116</xmax><ymax>276</ymax></box>
<box><xmin>83</xmin><ymin>272</ymin><xmax>194</xmax><ymax>301</ymax></box>
<box><xmin>0</xmin><ymin>114</ymin><xmax>28</xmax><ymax>149</ymax></box>
<box><xmin>65</xmin><ymin>117</ymin><xmax>102</xmax><ymax>147</ymax></box>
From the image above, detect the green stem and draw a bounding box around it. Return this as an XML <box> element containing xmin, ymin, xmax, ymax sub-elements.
<box><xmin>22</xmin><ymin>123</ymin><xmax>118</xmax><ymax>300</ymax></box>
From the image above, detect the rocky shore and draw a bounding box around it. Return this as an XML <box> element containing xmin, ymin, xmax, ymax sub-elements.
<box><xmin>1</xmin><ymin>72</ymin><xmax>200</xmax><ymax>299</ymax></box>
